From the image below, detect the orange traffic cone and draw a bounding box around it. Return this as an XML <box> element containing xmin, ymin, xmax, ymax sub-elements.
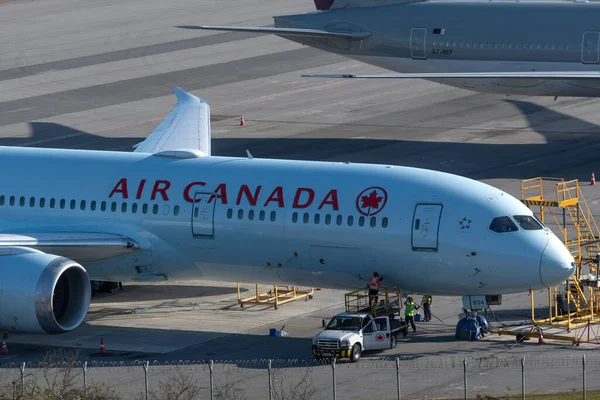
<box><xmin>537</xmin><ymin>328</ymin><xmax>545</xmax><ymax>345</ymax></box>
<box><xmin>99</xmin><ymin>338</ymin><xmax>106</xmax><ymax>355</ymax></box>
<box><xmin>1</xmin><ymin>341</ymin><xmax>7</xmax><ymax>355</ymax></box>
<box><xmin>240</xmin><ymin>115</ymin><xmax>246</xmax><ymax>126</ymax></box>
<box><xmin>592</xmin><ymin>173</ymin><xmax>596</xmax><ymax>186</ymax></box>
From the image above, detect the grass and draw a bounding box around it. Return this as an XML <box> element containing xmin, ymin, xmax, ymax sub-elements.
<box><xmin>457</xmin><ymin>393</ymin><xmax>600</xmax><ymax>400</ymax></box>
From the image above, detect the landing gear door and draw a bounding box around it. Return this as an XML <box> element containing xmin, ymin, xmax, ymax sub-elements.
<box><xmin>412</xmin><ymin>204</ymin><xmax>443</xmax><ymax>251</ymax></box>
<box><xmin>192</xmin><ymin>193</ymin><xmax>215</xmax><ymax>237</ymax></box>
<box><xmin>410</xmin><ymin>28</ymin><xmax>427</xmax><ymax>60</ymax></box>
<box><xmin>582</xmin><ymin>31</ymin><xmax>600</xmax><ymax>64</ymax></box>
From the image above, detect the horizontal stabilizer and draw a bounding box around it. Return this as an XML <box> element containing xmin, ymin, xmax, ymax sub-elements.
<box><xmin>178</xmin><ymin>25</ymin><xmax>371</xmax><ymax>40</ymax></box>
<box><xmin>302</xmin><ymin>72</ymin><xmax>600</xmax><ymax>79</ymax></box>
<box><xmin>0</xmin><ymin>233</ymin><xmax>139</xmax><ymax>262</ymax></box>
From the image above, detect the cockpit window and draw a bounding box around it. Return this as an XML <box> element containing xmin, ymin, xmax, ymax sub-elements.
<box><xmin>513</xmin><ymin>215</ymin><xmax>543</xmax><ymax>230</ymax></box>
<box><xmin>489</xmin><ymin>216</ymin><xmax>519</xmax><ymax>233</ymax></box>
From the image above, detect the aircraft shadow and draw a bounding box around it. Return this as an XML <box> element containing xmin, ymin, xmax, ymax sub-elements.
<box><xmin>4</xmin><ymin>99</ymin><xmax>600</xmax><ymax>181</ymax></box>
<box><xmin>89</xmin><ymin>284</ymin><xmax>246</xmax><ymax>304</ymax></box>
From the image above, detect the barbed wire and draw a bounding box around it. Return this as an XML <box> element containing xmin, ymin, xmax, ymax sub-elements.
<box><xmin>1</xmin><ymin>353</ymin><xmax>599</xmax><ymax>370</ymax></box>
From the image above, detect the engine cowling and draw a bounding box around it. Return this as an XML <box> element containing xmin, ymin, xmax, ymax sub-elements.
<box><xmin>0</xmin><ymin>247</ymin><xmax>91</xmax><ymax>334</ymax></box>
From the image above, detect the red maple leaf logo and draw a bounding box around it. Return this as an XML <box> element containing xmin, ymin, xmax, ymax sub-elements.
<box><xmin>361</xmin><ymin>190</ymin><xmax>383</xmax><ymax>210</ymax></box>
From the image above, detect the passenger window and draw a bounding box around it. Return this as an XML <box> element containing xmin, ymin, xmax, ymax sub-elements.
<box><xmin>513</xmin><ymin>215</ymin><xmax>543</xmax><ymax>231</ymax></box>
<box><xmin>60</xmin><ymin>199</ymin><xmax>66</xmax><ymax>209</ymax></box>
<box><xmin>173</xmin><ymin>205</ymin><xmax>179</xmax><ymax>216</ymax></box>
<box><xmin>101</xmin><ymin>201</ymin><xmax>107</xmax><ymax>212</ymax></box>
<box><xmin>39</xmin><ymin>198</ymin><xmax>45</xmax><ymax>208</ymax></box>
<box><xmin>348</xmin><ymin>216</ymin><xmax>354</xmax><ymax>226</ymax></box>
<box><xmin>91</xmin><ymin>201</ymin><xmax>96</xmax><ymax>211</ymax></box>
<box><xmin>292</xmin><ymin>212</ymin><xmax>298</xmax><ymax>223</ymax></box>
<box><xmin>270</xmin><ymin>211</ymin><xmax>276</xmax><ymax>222</ymax></box>
<box><xmin>314</xmin><ymin>214</ymin><xmax>320</xmax><ymax>224</ymax></box>
<box><xmin>336</xmin><ymin>215</ymin><xmax>343</xmax><ymax>226</ymax></box>
<box><xmin>248</xmin><ymin>210</ymin><xmax>254</xmax><ymax>221</ymax></box>
<box><xmin>142</xmin><ymin>204</ymin><xmax>148</xmax><ymax>214</ymax></box>
<box><xmin>111</xmin><ymin>202</ymin><xmax>117</xmax><ymax>212</ymax></box>
<box><xmin>29</xmin><ymin>197</ymin><xmax>35</xmax><ymax>207</ymax></box>
<box><xmin>227</xmin><ymin>209</ymin><xmax>233</xmax><ymax>219</ymax></box>
<box><xmin>370</xmin><ymin>217</ymin><xmax>376</xmax><ymax>228</ymax></box>
<box><xmin>238</xmin><ymin>209</ymin><xmax>244</xmax><ymax>220</ymax></box>
<box><xmin>19</xmin><ymin>197</ymin><xmax>25</xmax><ymax>207</ymax></box>
<box><xmin>121</xmin><ymin>203</ymin><xmax>127</xmax><ymax>213</ymax></box>
<box><xmin>303</xmin><ymin>213</ymin><xmax>309</xmax><ymax>224</ymax></box>
<box><xmin>358</xmin><ymin>216</ymin><xmax>365</xmax><ymax>227</ymax></box>
<box><xmin>259</xmin><ymin>210</ymin><xmax>265</xmax><ymax>221</ymax></box>
<box><xmin>9</xmin><ymin>196</ymin><xmax>15</xmax><ymax>206</ymax></box>
<box><xmin>80</xmin><ymin>200</ymin><xmax>86</xmax><ymax>210</ymax></box>
<box><xmin>50</xmin><ymin>198</ymin><xmax>55</xmax><ymax>208</ymax></box>
<box><xmin>132</xmin><ymin>203</ymin><xmax>138</xmax><ymax>214</ymax></box>
<box><xmin>325</xmin><ymin>214</ymin><xmax>331</xmax><ymax>225</ymax></box>
<box><xmin>0</xmin><ymin>195</ymin><xmax>5</xmax><ymax>206</ymax></box>
<box><xmin>152</xmin><ymin>204</ymin><xmax>159</xmax><ymax>215</ymax></box>
<box><xmin>382</xmin><ymin>217</ymin><xmax>388</xmax><ymax>228</ymax></box>
<box><xmin>489</xmin><ymin>216</ymin><xmax>518</xmax><ymax>233</ymax></box>
<box><xmin>70</xmin><ymin>200</ymin><xmax>76</xmax><ymax>210</ymax></box>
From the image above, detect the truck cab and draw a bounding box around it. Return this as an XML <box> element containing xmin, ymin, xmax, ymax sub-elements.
<box><xmin>312</xmin><ymin>312</ymin><xmax>407</xmax><ymax>362</ymax></box>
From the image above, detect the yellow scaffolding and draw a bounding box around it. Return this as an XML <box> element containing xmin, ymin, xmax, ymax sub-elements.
<box><xmin>521</xmin><ymin>177</ymin><xmax>600</xmax><ymax>331</ymax></box>
<box><xmin>344</xmin><ymin>287</ymin><xmax>402</xmax><ymax>317</ymax></box>
<box><xmin>236</xmin><ymin>283</ymin><xmax>314</xmax><ymax>309</ymax></box>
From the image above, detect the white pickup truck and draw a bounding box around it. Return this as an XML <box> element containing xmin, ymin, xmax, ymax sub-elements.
<box><xmin>311</xmin><ymin>312</ymin><xmax>408</xmax><ymax>362</ymax></box>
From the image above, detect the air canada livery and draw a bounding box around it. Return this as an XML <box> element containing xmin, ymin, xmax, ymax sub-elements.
<box><xmin>189</xmin><ymin>0</ymin><xmax>600</xmax><ymax>97</ymax></box>
<box><xmin>0</xmin><ymin>88</ymin><xmax>573</xmax><ymax>335</ymax></box>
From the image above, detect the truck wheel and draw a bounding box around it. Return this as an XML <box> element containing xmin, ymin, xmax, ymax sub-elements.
<box><xmin>350</xmin><ymin>344</ymin><xmax>361</xmax><ymax>363</ymax></box>
<box><xmin>391</xmin><ymin>335</ymin><xmax>397</xmax><ymax>348</ymax></box>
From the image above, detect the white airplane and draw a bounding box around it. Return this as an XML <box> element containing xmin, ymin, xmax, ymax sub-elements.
<box><xmin>0</xmin><ymin>88</ymin><xmax>573</xmax><ymax>335</ymax></box>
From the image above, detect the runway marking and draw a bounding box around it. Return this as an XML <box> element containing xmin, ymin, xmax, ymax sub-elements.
<box><xmin>3</xmin><ymin>107</ymin><xmax>30</xmax><ymax>114</ymax></box>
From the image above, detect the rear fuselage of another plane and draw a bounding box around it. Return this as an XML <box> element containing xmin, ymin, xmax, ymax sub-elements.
<box><xmin>0</xmin><ymin>146</ymin><xmax>573</xmax><ymax>296</ymax></box>
<box><xmin>274</xmin><ymin>0</ymin><xmax>600</xmax><ymax>96</ymax></box>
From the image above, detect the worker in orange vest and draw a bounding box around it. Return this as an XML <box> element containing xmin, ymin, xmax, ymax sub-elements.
<box><xmin>368</xmin><ymin>272</ymin><xmax>383</xmax><ymax>310</ymax></box>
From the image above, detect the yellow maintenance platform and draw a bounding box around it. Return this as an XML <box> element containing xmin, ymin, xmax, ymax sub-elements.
<box><xmin>344</xmin><ymin>286</ymin><xmax>403</xmax><ymax>317</ymax></box>
<box><xmin>498</xmin><ymin>177</ymin><xmax>600</xmax><ymax>344</ymax></box>
<box><xmin>236</xmin><ymin>283</ymin><xmax>314</xmax><ymax>309</ymax></box>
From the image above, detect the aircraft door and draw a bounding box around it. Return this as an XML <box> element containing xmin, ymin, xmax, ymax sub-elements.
<box><xmin>411</xmin><ymin>204</ymin><xmax>443</xmax><ymax>251</ymax></box>
<box><xmin>582</xmin><ymin>31</ymin><xmax>600</xmax><ymax>64</ymax></box>
<box><xmin>410</xmin><ymin>28</ymin><xmax>427</xmax><ymax>60</ymax></box>
<box><xmin>192</xmin><ymin>193</ymin><xmax>215</xmax><ymax>237</ymax></box>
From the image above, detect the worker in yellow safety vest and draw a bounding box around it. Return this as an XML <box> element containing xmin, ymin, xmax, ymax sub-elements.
<box><xmin>368</xmin><ymin>272</ymin><xmax>383</xmax><ymax>310</ymax></box>
<box><xmin>421</xmin><ymin>295</ymin><xmax>432</xmax><ymax>322</ymax></box>
<box><xmin>404</xmin><ymin>297</ymin><xmax>419</xmax><ymax>332</ymax></box>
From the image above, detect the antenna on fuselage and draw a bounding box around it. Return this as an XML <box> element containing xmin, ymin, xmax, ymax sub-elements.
<box><xmin>246</xmin><ymin>150</ymin><xmax>254</xmax><ymax>159</ymax></box>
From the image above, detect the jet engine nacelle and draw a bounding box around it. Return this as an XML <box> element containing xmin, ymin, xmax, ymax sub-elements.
<box><xmin>0</xmin><ymin>247</ymin><xmax>91</xmax><ymax>334</ymax></box>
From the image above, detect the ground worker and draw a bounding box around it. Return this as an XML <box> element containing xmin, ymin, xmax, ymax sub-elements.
<box><xmin>404</xmin><ymin>296</ymin><xmax>419</xmax><ymax>332</ymax></box>
<box><xmin>421</xmin><ymin>294</ymin><xmax>432</xmax><ymax>322</ymax></box>
<box><xmin>368</xmin><ymin>272</ymin><xmax>382</xmax><ymax>310</ymax></box>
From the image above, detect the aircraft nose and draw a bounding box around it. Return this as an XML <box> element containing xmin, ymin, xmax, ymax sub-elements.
<box><xmin>539</xmin><ymin>236</ymin><xmax>575</xmax><ymax>287</ymax></box>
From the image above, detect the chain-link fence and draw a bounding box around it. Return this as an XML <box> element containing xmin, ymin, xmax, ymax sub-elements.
<box><xmin>1</xmin><ymin>353</ymin><xmax>599</xmax><ymax>399</ymax></box>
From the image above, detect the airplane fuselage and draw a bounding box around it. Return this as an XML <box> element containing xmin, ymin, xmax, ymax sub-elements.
<box><xmin>275</xmin><ymin>0</ymin><xmax>600</xmax><ymax>96</ymax></box>
<box><xmin>1</xmin><ymin>146</ymin><xmax>572</xmax><ymax>296</ymax></box>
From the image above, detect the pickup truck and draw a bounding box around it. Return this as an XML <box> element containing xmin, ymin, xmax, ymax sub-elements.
<box><xmin>312</xmin><ymin>312</ymin><xmax>408</xmax><ymax>362</ymax></box>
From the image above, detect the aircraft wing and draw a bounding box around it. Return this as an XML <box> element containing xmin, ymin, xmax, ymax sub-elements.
<box><xmin>302</xmin><ymin>72</ymin><xmax>600</xmax><ymax>79</ymax></box>
<box><xmin>0</xmin><ymin>232</ymin><xmax>139</xmax><ymax>262</ymax></box>
<box><xmin>133</xmin><ymin>86</ymin><xmax>211</xmax><ymax>156</ymax></box>
<box><xmin>178</xmin><ymin>25</ymin><xmax>371</xmax><ymax>40</ymax></box>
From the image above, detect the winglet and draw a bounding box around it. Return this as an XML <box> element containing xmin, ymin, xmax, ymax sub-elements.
<box><xmin>134</xmin><ymin>87</ymin><xmax>211</xmax><ymax>156</ymax></box>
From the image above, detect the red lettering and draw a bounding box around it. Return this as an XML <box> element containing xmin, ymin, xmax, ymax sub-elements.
<box><xmin>209</xmin><ymin>183</ymin><xmax>228</xmax><ymax>204</ymax></box>
<box><xmin>236</xmin><ymin>185</ymin><xmax>261</xmax><ymax>206</ymax></box>
<box><xmin>109</xmin><ymin>178</ymin><xmax>128</xmax><ymax>199</ymax></box>
<box><xmin>183</xmin><ymin>182</ymin><xmax>207</xmax><ymax>203</ymax></box>
<box><xmin>151</xmin><ymin>180</ymin><xmax>171</xmax><ymax>201</ymax></box>
<box><xmin>264</xmin><ymin>186</ymin><xmax>284</xmax><ymax>207</ymax></box>
<box><xmin>318</xmin><ymin>190</ymin><xmax>339</xmax><ymax>210</ymax></box>
<box><xmin>136</xmin><ymin>179</ymin><xmax>147</xmax><ymax>200</ymax></box>
<box><xmin>293</xmin><ymin>188</ymin><xmax>315</xmax><ymax>209</ymax></box>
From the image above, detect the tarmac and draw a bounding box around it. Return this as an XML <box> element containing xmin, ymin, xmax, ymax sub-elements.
<box><xmin>2</xmin><ymin>0</ymin><xmax>600</xmax><ymax>398</ymax></box>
